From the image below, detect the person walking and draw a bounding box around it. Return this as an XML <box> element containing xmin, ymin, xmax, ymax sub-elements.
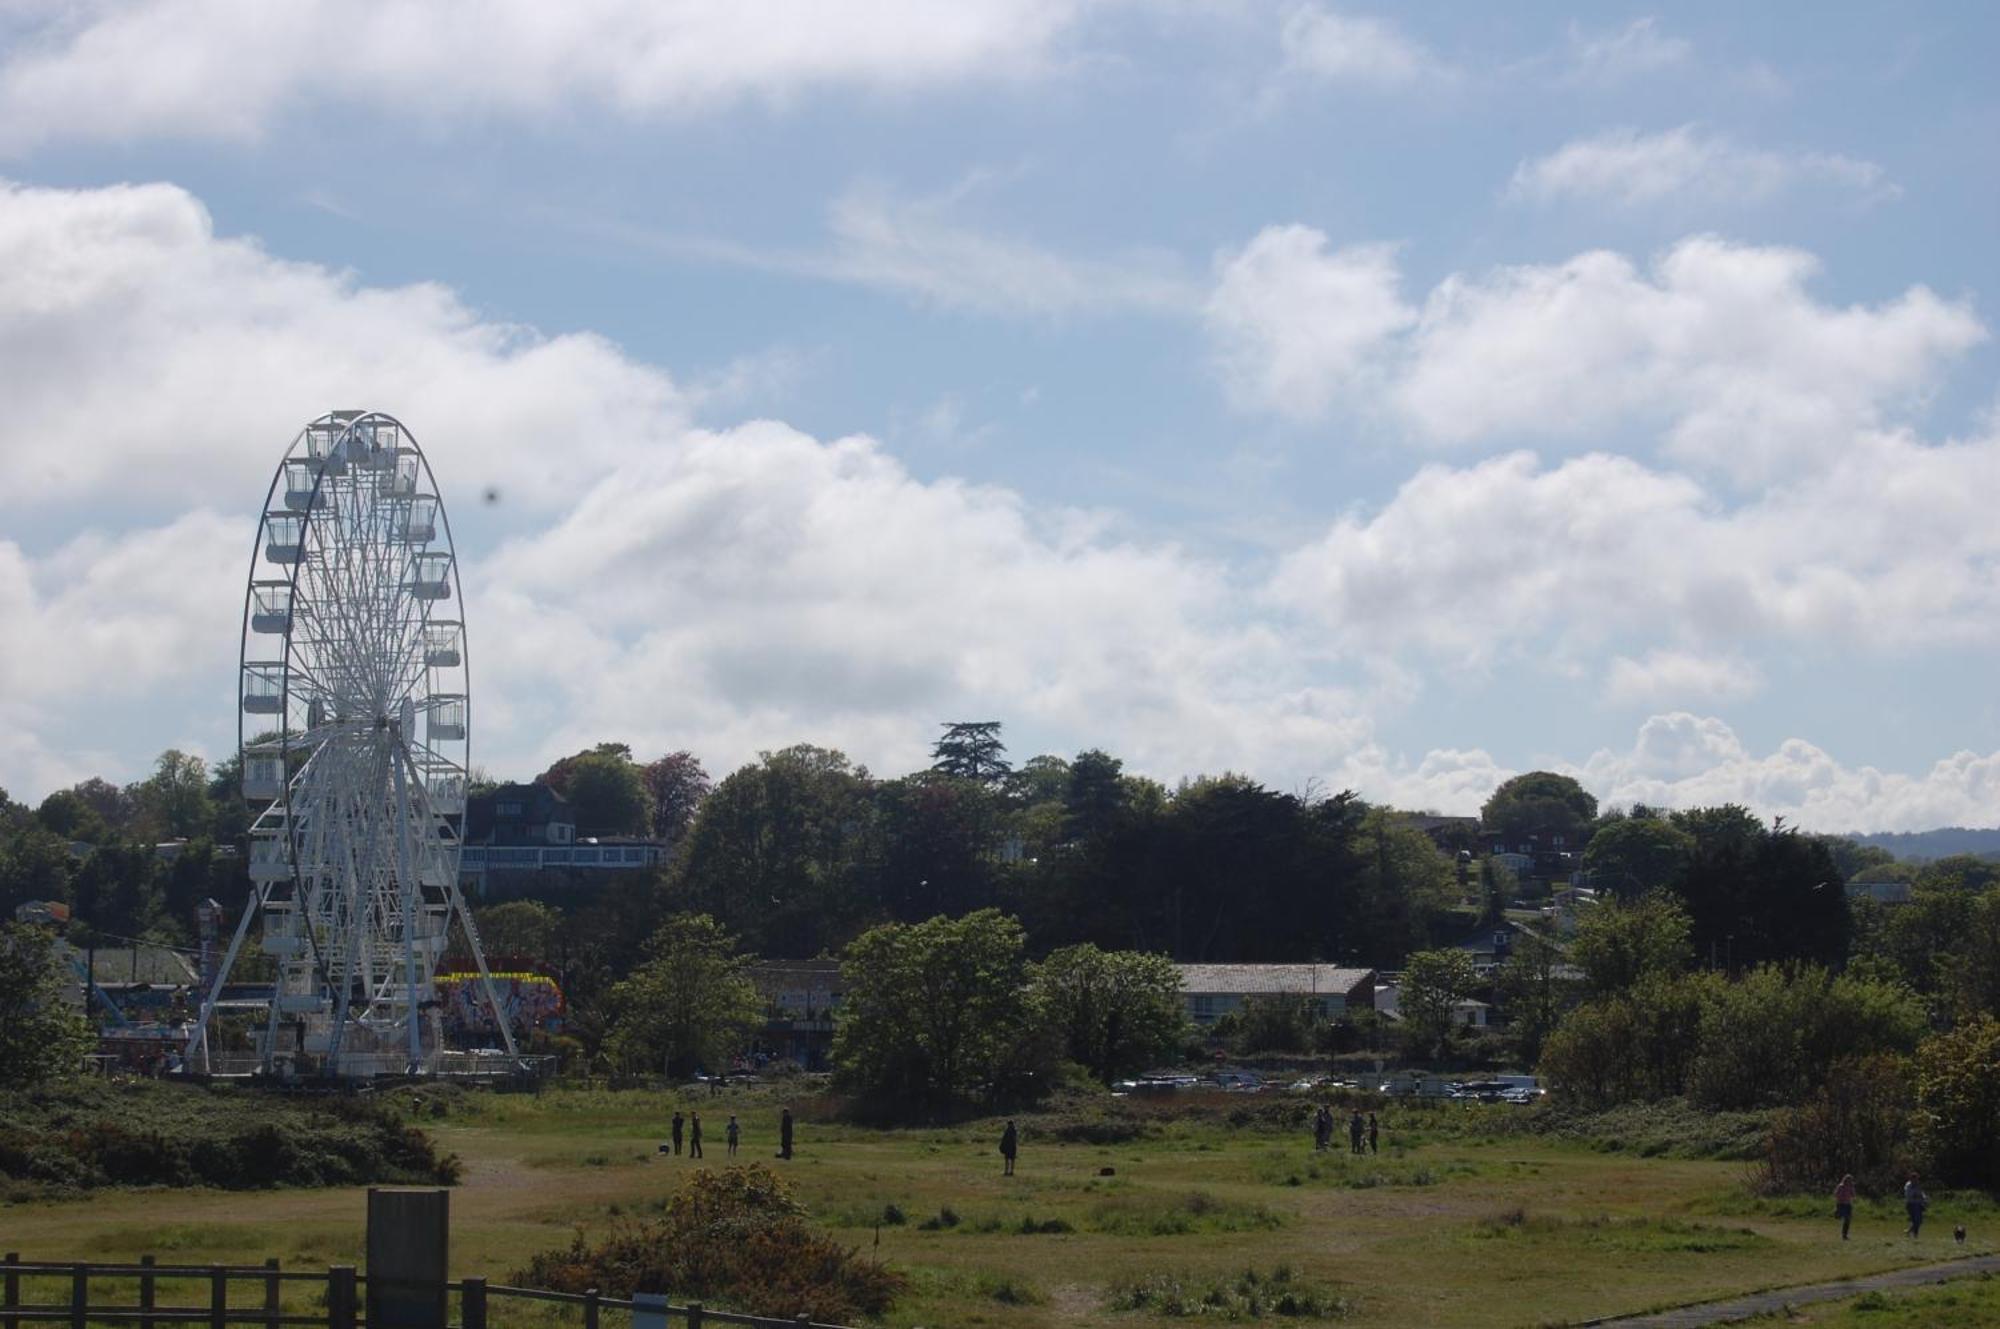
<box><xmin>779</xmin><ymin>1107</ymin><xmax>794</xmax><ymax>1160</ymax></box>
<box><xmin>1000</xmin><ymin>1119</ymin><xmax>1019</xmax><ymax>1176</ymax></box>
<box><xmin>1834</xmin><ymin>1174</ymin><xmax>1857</xmax><ymax>1241</ymax></box>
<box><xmin>688</xmin><ymin>1111</ymin><xmax>704</xmax><ymax>1159</ymax></box>
<box><xmin>1313</xmin><ymin>1105</ymin><xmax>1330</xmax><ymax>1152</ymax></box>
<box><xmin>726</xmin><ymin>1114</ymin><xmax>740</xmax><ymax>1157</ymax></box>
<box><xmin>1348</xmin><ymin>1108</ymin><xmax>1365</xmax><ymax>1156</ymax></box>
<box><xmin>1367</xmin><ymin>1113</ymin><xmax>1379</xmax><ymax>1155</ymax></box>
<box><xmin>1904</xmin><ymin>1174</ymin><xmax>1929</xmax><ymax>1238</ymax></box>
<box><xmin>671</xmin><ymin>1111</ymin><xmax>685</xmax><ymax>1156</ymax></box>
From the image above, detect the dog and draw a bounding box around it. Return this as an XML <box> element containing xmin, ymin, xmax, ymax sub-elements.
<box><xmin>1954</xmin><ymin>1224</ymin><xmax>1967</xmax><ymax>1245</ymax></box>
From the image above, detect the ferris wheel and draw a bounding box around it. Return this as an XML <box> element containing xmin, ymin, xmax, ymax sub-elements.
<box><xmin>187</xmin><ymin>410</ymin><xmax>517</xmax><ymax>1077</ymax></box>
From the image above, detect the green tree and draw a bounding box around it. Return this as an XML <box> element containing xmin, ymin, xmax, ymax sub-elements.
<box><xmin>1344</xmin><ymin>808</ymin><xmax>1456</xmax><ymax>966</ymax></box>
<box><xmin>640</xmin><ymin>751</ymin><xmax>712</xmax><ymax>841</ymax></box>
<box><xmin>931</xmin><ymin>722</ymin><xmax>1010</xmax><ymax>782</ymax></box>
<box><xmin>1914</xmin><ymin>853</ymin><xmax>2000</xmax><ymax>895</ymax></box>
<box><xmin>1027</xmin><ymin>944</ymin><xmax>1186</xmax><ymax>1081</ymax></box>
<box><xmin>1496</xmin><ymin>928</ymin><xmax>1576</xmax><ymax>1064</ymax></box>
<box><xmin>1674</xmin><ymin>818</ymin><xmax>1848</xmax><ymax>970</ymax></box>
<box><xmin>833</xmin><ymin>909</ymin><xmax>1031</xmax><ymax>1105</ymax></box>
<box><xmin>1570</xmin><ymin>892</ymin><xmax>1693</xmax><ymax>994</ymax></box>
<box><xmin>606</xmin><ymin>913</ymin><xmax>762</xmax><ymax>1077</ymax></box>
<box><xmin>36</xmin><ymin>790</ymin><xmax>108</xmax><ymax>842</ymax></box>
<box><xmin>1583</xmin><ymin>816</ymin><xmax>1695</xmax><ymax>898</ymax></box>
<box><xmin>0</xmin><ymin>921</ymin><xmax>93</xmax><ymax>1086</ymax></box>
<box><xmin>133</xmin><ymin>749</ymin><xmax>214</xmax><ymax>841</ymax></box>
<box><xmin>1668</xmin><ymin>804</ymin><xmax>1764</xmax><ymax>855</ymax></box>
<box><xmin>1913</xmin><ymin>1014</ymin><xmax>2000</xmax><ymax>1188</ymax></box>
<box><xmin>0</xmin><ymin>825</ymin><xmax>76</xmax><ymax>917</ymax></box>
<box><xmin>1399</xmin><ymin>948</ymin><xmax>1477</xmax><ymax>1059</ymax></box>
<box><xmin>565</xmin><ymin>750</ymin><xmax>654</xmax><ymax>837</ymax></box>
<box><xmin>1480</xmin><ymin>771</ymin><xmax>1598</xmax><ymax>843</ymax></box>
<box><xmin>1938</xmin><ymin>889</ymin><xmax>2000</xmax><ymax>1021</ymax></box>
<box><xmin>1063</xmin><ymin>749</ymin><xmax>1128</xmax><ymax>844</ymax></box>
<box><xmin>473</xmin><ymin>900</ymin><xmax>563</xmax><ymax>964</ymax></box>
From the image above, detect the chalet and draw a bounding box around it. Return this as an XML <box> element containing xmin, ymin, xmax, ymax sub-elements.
<box><xmin>1175</xmin><ymin>963</ymin><xmax>1377</xmax><ymax>1027</ymax></box>
<box><xmin>460</xmin><ymin>783</ymin><xmax>668</xmax><ymax>894</ymax></box>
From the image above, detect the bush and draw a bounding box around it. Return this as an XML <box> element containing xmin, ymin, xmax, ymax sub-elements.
<box><xmin>1759</xmin><ymin>1054</ymin><xmax>1913</xmax><ymax>1195</ymax></box>
<box><xmin>1914</xmin><ymin>1015</ymin><xmax>2000</xmax><ymax>1189</ymax></box>
<box><xmin>516</xmin><ymin>1165</ymin><xmax>905</xmax><ymax>1322</ymax></box>
<box><xmin>0</xmin><ymin>1080</ymin><xmax>460</xmax><ymax>1194</ymax></box>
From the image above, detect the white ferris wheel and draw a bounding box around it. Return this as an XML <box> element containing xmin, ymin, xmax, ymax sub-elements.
<box><xmin>187</xmin><ymin>410</ymin><xmax>517</xmax><ymax>1077</ymax></box>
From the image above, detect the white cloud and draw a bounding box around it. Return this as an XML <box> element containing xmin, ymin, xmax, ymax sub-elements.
<box><xmin>0</xmin><ymin>178</ymin><xmax>689</xmax><ymax>513</ymax></box>
<box><xmin>1561</xmin><ymin>17</ymin><xmax>1691</xmax><ymax>87</ymax></box>
<box><xmin>1279</xmin><ymin>6</ymin><xmax>1452</xmax><ymax>89</ymax></box>
<box><xmin>1510</xmin><ymin>126</ymin><xmax>1893</xmax><ymax>208</ymax></box>
<box><xmin>1206</xmin><ymin>227</ymin><xmax>1412</xmax><ymax>418</ymax></box>
<box><xmin>1207</xmin><ymin>228</ymin><xmax>1985</xmax><ymax>484</ymax></box>
<box><xmin>0</xmin><ymin>0</ymin><xmax>1088</xmax><ymax>150</ymax></box>
<box><xmin>1603</xmin><ymin>650</ymin><xmax>1763</xmax><ymax>706</ymax></box>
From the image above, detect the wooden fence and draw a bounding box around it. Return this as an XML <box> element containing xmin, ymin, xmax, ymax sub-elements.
<box><xmin>0</xmin><ymin>1257</ymin><xmax>852</xmax><ymax>1329</ymax></box>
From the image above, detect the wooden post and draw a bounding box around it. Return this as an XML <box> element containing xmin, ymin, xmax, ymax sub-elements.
<box><xmin>327</xmin><ymin>1267</ymin><xmax>356</xmax><ymax>1329</ymax></box>
<box><xmin>262</xmin><ymin>1259</ymin><xmax>280</xmax><ymax>1329</ymax></box>
<box><xmin>4</xmin><ymin>1255</ymin><xmax>20</xmax><ymax>1329</ymax></box>
<box><xmin>582</xmin><ymin>1287</ymin><xmax>601</xmax><ymax>1329</ymax></box>
<box><xmin>210</xmin><ymin>1268</ymin><xmax>228</xmax><ymax>1329</ymax></box>
<box><xmin>140</xmin><ymin>1256</ymin><xmax>157</xmax><ymax>1329</ymax></box>
<box><xmin>365</xmin><ymin>1189</ymin><xmax>448</xmax><ymax>1329</ymax></box>
<box><xmin>686</xmin><ymin>1303</ymin><xmax>703</xmax><ymax>1329</ymax></box>
<box><xmin>70</xmin><ymin>1265</ymin><xmax>88</xmax><ymax>1329</ymax></box>
<box><xmin>459</xmin><ymin>1278</ymin><xmax>486</xmax><ymax>1329</ymax></box>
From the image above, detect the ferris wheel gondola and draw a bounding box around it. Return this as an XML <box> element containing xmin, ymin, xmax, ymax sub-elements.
<box><xmin>187</xmin><ymin>410</ymin><xmax>517</xmax><ymax>1077</ymax></box>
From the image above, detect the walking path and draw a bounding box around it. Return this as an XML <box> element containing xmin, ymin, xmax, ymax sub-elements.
<box><xmin>1585</xmin><ymin>1252</ymin><xmax>2000</xmax><ymax>1327</ymax></box>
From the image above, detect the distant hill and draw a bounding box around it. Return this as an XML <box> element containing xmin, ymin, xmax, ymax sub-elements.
<box><xmin>1846</xmin><ymin>827</ymin><xmax>2000</xmax><ymax>863</ymax></box>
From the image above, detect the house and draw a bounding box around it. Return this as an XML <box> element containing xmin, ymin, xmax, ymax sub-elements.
<box><xmin>1175</xmin><ymin>964</ymin><xmax>1377</xmax><ymax>1027</ymax></box>
<box><xmin>460</xmin><ymin>783</ymin><xmax>668</xmax><ymax>894</ymax></box>
<box><xmin>744</xmin><ymin>959</ymin><xmax>844</xmax><ymax>1070</ymax></box>
<box><xmin>1373</xmin><ymin>980</ymin><xmax>1490</xmax><ymax>1028</ymax></box>
<box><xmin>1401</xmin><ymin>814</ymin><xmax>1481</xmax><ymax>853</ymax></box>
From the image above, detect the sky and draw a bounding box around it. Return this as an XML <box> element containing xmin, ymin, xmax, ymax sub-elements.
<box><xmin>1</xmin><ymin>0</ymin><xmax>1998</xmax><ymax>831</ymax></box>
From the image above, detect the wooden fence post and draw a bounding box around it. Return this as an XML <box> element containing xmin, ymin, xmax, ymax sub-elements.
<box><xmin>327</xmin><ymin>1267</ymin><xmax>356</xmax><ymax>1329</ymax></box>
<box><xmin>70</xmin><ymin>1265</ymin><xmax>88</xmax><ymax>1329</ymax></box>
<box><xmin>262</xmin><ymin>1258</ymin><xmax>280</xmax><ymax>1329</ymax></box>
<box><xmin>210</xmin><ymin>1267</ymin><xmax>228</xmax><ymax>1329</ymax></box>
<box><xmin>140</xmin><ymin>1255</ymin><xmax>157</xmax><ymax>1329</ymax></box>
<box><xmin>460</xmin><ymin>1278</ymin><xmax>486</xmax><ymax>1329</ymax></box>
<box><xmin>2</xmin><ymin>1253</ymin><xmax>16</xmax><ymax>1329</ymax></box>
<box><xmin>686</xmin><ymin>1302</ymin><xmax>703</xmax><ymax>1329</ymax></box>
<box><xmin>583</xmin><ymin>1287</ymin><xmax>601</xmax><ymax>1329</ymax></box>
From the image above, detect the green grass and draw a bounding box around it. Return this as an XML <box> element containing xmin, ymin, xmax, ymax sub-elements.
<box><xmin>1736</xmin><ymin>1271</ymin><xmax>2000</xmax><ymax>1325</ymax></box>
<box><xmin>5</xmin><ymin>1085</ymin><xmax>1995</xmax><ymax>1328</ymax></box>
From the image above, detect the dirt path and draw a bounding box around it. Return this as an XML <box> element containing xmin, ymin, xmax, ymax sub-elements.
<box><xmin>1583</xmin><ymin>1252</ymin><xmax>2000</xmax><ymax>1326</ymax></box>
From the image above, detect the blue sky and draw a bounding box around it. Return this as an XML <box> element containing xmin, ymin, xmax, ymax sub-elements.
<box><xmin>2</xmin><ymin>1</ymin><xmax>1997</xmax><ymax>829</ymax></box>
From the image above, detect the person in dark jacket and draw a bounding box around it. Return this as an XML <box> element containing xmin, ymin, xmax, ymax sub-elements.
<box><xmin>1000</xmin><ymin>1120</ymin><xmax>1019</xmax><ymax>1176</ymax></box>
<box><xmin>688</xmin><ymin>1111</ymin><xmax>703</xmax><ymax>1159</ymax></box>
<box><xmin>726</xmin><ymin>1114</ymin><xmax>740</xmax><ymax>1157</ymax></box>
<box><xmin>1367</xmin><ymin>1113</ymin><xmax>1379</xmax><ymax>1155</ymax></box>
<box><xmin>1905</xmin><ymin>1174</ymin><xmax>1929</xmax><ymax>1237</ymax></box>
<box><xmin>1348</xmin><ymin>1108</ymin><xmax>1365</xmax><ymax>1155</ymax></box>
<box><xmin>779</xmin><ymin>1107</ymin><xmax>795</xmax><ymax>1160</ymax></box>
<box><xmin>670</xmin><ymin>1111</ymin><xmax>685</xmax><ymax>1156</ymax></box>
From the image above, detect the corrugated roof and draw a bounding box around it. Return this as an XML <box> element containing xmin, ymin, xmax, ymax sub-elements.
<box><xmin>1176</xmin><ymin>964</ymin><xmax>1375</xmax><ymax>997</ymax></box>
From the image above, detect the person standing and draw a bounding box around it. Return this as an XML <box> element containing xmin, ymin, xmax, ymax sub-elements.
<box><xmin>726</xmin><ymin>1114</ymin><xmax>740</xmax><ymax>1157</ymax></box>
<box><xmin>1000</xmin><ymin>1119</ymin><xmax>1019</xmax><ymax>1176</ymax></box>
<box><xmin>779</xmin><ymin>1107</ymin><xmax>794</xmax><ymax>1160</ymax></box>
<box><xmin>1349</xmin><ymin>1108</ymin><xmax>1365</xmax><ymax>1156</ymax></box>
<box><xmin>671</xmin><ymin>1111</ymin><xmax>685</xmax><ymax>1156</ymax></box>
<box><xmin>1834</xmin><ymin>1174</ymin><xmax>1857</xmax><ymax>1241</ymax></box>
<box><xmin>689</xmin><ymin>1111</ymin><xmax>704</xmax><ymax>1159</ymax></box>
<box><xmin>1904</xmin><ymin>1174</ymin><xmax>1929</xmax><ymax>1238</ymax></box>
<box><xmin>1313</xmin><ymin>1105</ymin><xmax>1330</xmax><ymax>1152</ymax></box>
<box><xmin>1367</xmin><ymin>1113</ymin><xmax>1379</xmax><ymax>1155</ymax></box>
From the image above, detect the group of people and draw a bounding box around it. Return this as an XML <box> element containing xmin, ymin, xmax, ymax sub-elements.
<box><xmin>662</xmin><ymin>1106</ymin><xmax>797</xmax><ymax>1161</ymax></box>
<box><xmin>1313</xmin><ymin>1105</ymin><xmax>1377</xmax><ymax>1155</ymax></box>
<box><xmin>1833</xmin><ymin>1173</ymin><xmax>1954</xmax><ymax>1242</ymax></box>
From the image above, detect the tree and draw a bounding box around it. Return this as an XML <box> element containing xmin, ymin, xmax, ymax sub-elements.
<box><xmin>1342</xmin><ymin>807</ymin><xmax>1455</xmax><ymax>966</ymax></box>
<box><xmin>0</xmin><ymin>921</ymin><xmax>93</xmax><ymax>1086</ymax></box>
<box><xmin>1570</xmin><ymin>892</ymin><xmax>1693</xmax><ymax>994</ymax></box>
<box><xmin>1583</xmin><ymin>817</ymin><xmax>1694</xmax><ymax>898</ymax></box>
<box><xmin>1674</xmin><ymin>818</ymin><xmax>1848</xmax><ymax>971</ymax></box>
<box><xmin>833</xmin><ymin>909</ymin><xmax>1032</xmax><ymax>1106</ymax></box>
<box><xmin>931</xmin><ymin>722</ymin><xmax>1010</xmax><ymax>782</ymax></box>
<box><xmin>565</xmin><ymin>750</ymin><xmax>654</xmax><ymax>837</ymax></box>
<box><xmin>1914</xmin><ymin>1015</ymin><xmax>2000</xmax><ymax>1189</ymax></box>
<box><xmin>1399</xmin><ymin>948</ymin><xmax>1477</xmax><ymax>1058</ymax></box>
<box><xmin>607</xmin><ymin>913</ymin><xmax>762</xmax><ymax>1077</ymax></box>
<box><xmin>473</xmin><ymin>900</ymin><xmax>563</xmax><ymax>964</ymax></box>
<box><xmin>1669</xmin><ymin>804</ymin><xmax>1764</xmax><ymax>856</ymax></box>
<box><xmin>641</xmin><ymin>751</ymin><xmax>712</xmax><ymax>842</ymax></box>
<box><xmin>1480</xmin><ymin>771</ymin><xmax>1597</xmax><ymax>843</ymax></box>
<box><xmin>1027</xmin><ymin>944</ymin><xmax>1186</xmax><ymax>1081</ymax></box>
<box><xmin>1496</xmin><ymin>928</ymin><xmax>1576</xmax><ymax>1064</ymax></box>
<box><xmin>36</xmin><ymin>790</ymin><xmax>107</xmax><ymax>842</ymax></box>
<box><xmin>1062</xmin><ymin>749</ymin><xmax>1128</xmax><ymax>844</ymax></box>
<box><xmin>133</xmin><ymin>749</ymin><xmax>214</xmax><ymax>841</ymax></box>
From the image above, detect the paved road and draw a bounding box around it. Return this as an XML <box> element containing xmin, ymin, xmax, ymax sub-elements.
<box><xmin>1585</xmin><ymin>1252</ymin><xmax>2000</xmax><ymax>1327</ymax></box>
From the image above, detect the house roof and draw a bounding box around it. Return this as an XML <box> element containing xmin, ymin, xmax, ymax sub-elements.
<box><xmin>1176</xmin><ymin>963</ymin><xmax>1376</xmax><ymax>997</ymax></box>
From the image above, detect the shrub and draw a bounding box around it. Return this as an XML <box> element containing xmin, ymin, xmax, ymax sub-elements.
<box><xmin>1759</xmin><ymin>1054</ymin><xmax>1913</xmax><ymax>1195</ymax></box>
<box><xmin>1914</xmin><ymin>1015</ymin><xmax>2000</xmax><ymax>1189</ymax></box>
<box><xmin>516</xmin><ymin>1165</ymin><xmax>905</xmax><ymax>1322</ymax></box>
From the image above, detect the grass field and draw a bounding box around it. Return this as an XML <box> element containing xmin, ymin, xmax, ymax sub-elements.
<box><xmin>8</xmin><ymin>1086</ymin><xmax>1995</xmax><ymax>1328</ymax></box>
<box><xmin>1740</xmin><ymin>1272</ymin><xmax>2000</xmax><ymax>1325</ymax></box>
